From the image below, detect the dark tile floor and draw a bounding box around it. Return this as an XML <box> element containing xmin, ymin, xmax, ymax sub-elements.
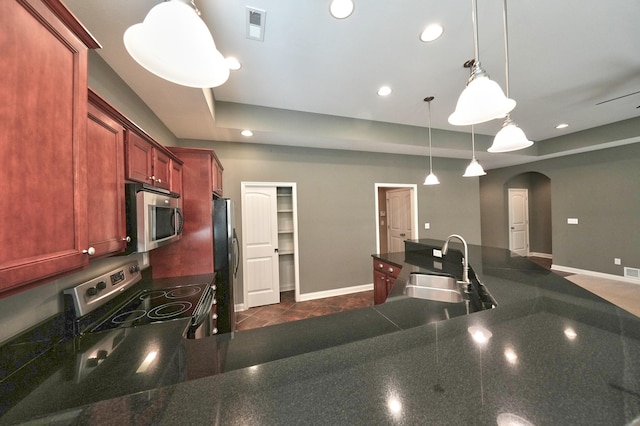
<box><xmin>236</xmin><ymin>290</ymin><xmax>374</xmax><ymax>331</ymax></box>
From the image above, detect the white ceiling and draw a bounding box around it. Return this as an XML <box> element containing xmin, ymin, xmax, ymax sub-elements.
<box><xmin>65</xmin><ymin>0</ymin><xmax>640</xmax><ymax>169</ymax></box>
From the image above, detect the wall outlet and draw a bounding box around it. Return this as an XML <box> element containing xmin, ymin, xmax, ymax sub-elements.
<box><xmin>614</xmin><ymin>258</ymin><xmax>621</xmax><ymax>265</ymax></box>
<box><xmin>433</xmin><ymin>249</ymin><xmax>442</xmax><ymax>258</ymax></box>
<box><xmin>567</xmin><ymin>218</ymin><xmax>579</xmax><ymax>225</ymax></box>
<box><xmin>424</xmin><ymin>223</ymin><xmax>430</xmax><ymax>230</ymax></box>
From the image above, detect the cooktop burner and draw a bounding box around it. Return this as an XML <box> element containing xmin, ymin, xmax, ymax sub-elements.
<box><xmin>90</xmin><ymin>283</ymin><xmax>208</xmax><ymax>333</ymax></box>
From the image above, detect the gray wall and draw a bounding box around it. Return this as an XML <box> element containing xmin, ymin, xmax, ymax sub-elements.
<box><xmin>176</xmin><ymin>139</ymin><xmax>482</xmax><ymax>303</ymax></box>
<box><xmin>87</xmin><ymin>51</ymin><xmax>178</xmax><ymax>147</ymax></box>
<box><xmin>480</xmin><ymin>143</ymin><xmax>640</xmax><ymax>275</ymax></box>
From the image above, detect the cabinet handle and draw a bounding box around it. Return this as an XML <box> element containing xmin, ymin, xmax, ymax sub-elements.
<box><xmin>388</xmin><ymin>267</ymin><xmax>394</xmax><ymax>273</ymax></box>
<box><xmin>123</xmin><ymin>236</ymin><xmax>131</xmax><ymax>243</ymax></box>
<box><xmin>157</xmin><ymin>179</ymin><xmax>162</xmax><ymax>183</ymax></box>
<box><xmin>83</xmin><ymin>247</ymin><xmax>96</xmax><ymax>256</ymax></box>
<box><xmin>378</xmin><ymin>263</ymin><xmax>383</xmax><ymax>269</ymax></box>
<box><xmin>149</xmin><ymin>175</ymin><xmax>156</xmax><ymax>181</ymax></box>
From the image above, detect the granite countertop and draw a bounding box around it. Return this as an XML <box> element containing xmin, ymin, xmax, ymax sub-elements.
<box><xmin>2</xmin><ymin>241</ymin><xmax>640</xmax><ymax>425</ymax></box>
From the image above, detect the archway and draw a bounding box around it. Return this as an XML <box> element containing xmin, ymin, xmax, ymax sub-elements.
<box><xmin>505</xmin><ymin>172</ymin><xmax>552</xmax><ymax>259</ymax></box>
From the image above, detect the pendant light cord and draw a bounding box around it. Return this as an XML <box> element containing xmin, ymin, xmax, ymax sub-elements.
<box><xmin>471</xmin><ymin>0</ymin><xmax>480</xmax><ymax>64</ymax></box>
<box><xmin>428</xmin><ymin>100</ymin><xmax>434</xmax><ymax>172</ymax></box>
<box><xmin>471</xmin><ymin>125</ymin><xmax>477</xmax><ymax>160</ymax></box>
<box><xmin>502</xmin><ymin>0</ymin><xmax>510</xmax><ymax>98</ymax></box>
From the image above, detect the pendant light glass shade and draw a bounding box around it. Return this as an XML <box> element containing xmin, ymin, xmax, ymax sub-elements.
<box><xmin>463</xmin><ymin>159</ymin><xmax>486</xmax><ymax>177</ymax></box>
<box><xmin>424</xmin><ymin>172</ymin><xmax>440</xmax><ymax>185</ymax></box>
<box><xmin>488</xmin><ymin>116</ymin><xmax>533</xmax><ymax>152</ymax></box>
<box><xmin>423</xmin><ymin>97</ymin><xmax>440</xmax><ymax>185</ymax></box>
<box><xmin>124</xmin><ymin>0</ymin><xmax>230</xmax><ymax>88</ymax></box>
<box><xmin>448</xmin><ymin>0</ymin><xmax>515</xmax><ymax>126</ymax></box>
<box><xmin>448</xmin><ymin>63</ymin><xmax>516</xmax><ymax>126</ymax></box>
<box><xmin>463</xmin><ymin>126</ymin><xmax>486</xmax><ymax>177</ymax></box>
<box><xmin>330</xmin><ymin>0</ymin><xmax>354</xmax><ymax>19</ymax></box>
<box><xmin>487</xmin><ymin>0</ymin><xmax>533</xmax><ymax>152</ymax></box>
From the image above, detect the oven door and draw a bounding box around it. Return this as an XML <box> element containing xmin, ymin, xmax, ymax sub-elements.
<box><xmin>186</xmin><ymin>286</ymin><xmax>215</xmax><ymax>339</ymax></box>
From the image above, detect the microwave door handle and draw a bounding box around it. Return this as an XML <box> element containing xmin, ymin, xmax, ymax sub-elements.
<box><xmin>175</xmin><ymin>208</ymin><xmax>184</xmax><ymax>234</ymax></box>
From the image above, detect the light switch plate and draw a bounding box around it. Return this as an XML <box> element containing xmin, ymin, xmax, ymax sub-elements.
<box><xmin>424</xmin><ymin>223</ymin><xmax>430</xmax><ymax>230</ymax></box>
<box><xmin>567</xmin><ymin>218</ymin><xmax>579</xmax><ymax>225</ymax></box>
<box><xmin>614</xmin><ymin>258</ymin><xmax>621</xmax><ymax>265</ymax></box>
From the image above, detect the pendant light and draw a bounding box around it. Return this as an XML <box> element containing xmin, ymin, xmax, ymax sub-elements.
<box><xmin>449</xmin><ymin>0</ymin><xmax>515</xmax><ymax>126</ymax></box>
<box><xmin>423</xmin><ymin>96</ymin><xmax>440</xmax><ymax>185</ymax></box>
<box><xmin>124</xmin><ymin>0</ymin><xmax>230</xmax><ymax>88</ymax></box>
<box><xmin>488</xmin><ymin>0</ymin><xmax>533</xmax><ymax>152</ymax></box>
<box><xmin>463</xmin><ymin>126</ymin><xmax>486</xmax><ymax>177</ymax></box>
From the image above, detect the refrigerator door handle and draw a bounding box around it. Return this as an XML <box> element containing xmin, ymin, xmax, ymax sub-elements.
<box><xmin>232</xmin><ymin>228</ymin><xmax>240</xmax><ymax>278</ymax></box>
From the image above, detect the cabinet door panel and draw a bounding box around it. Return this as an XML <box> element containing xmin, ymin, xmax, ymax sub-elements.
<box><xmin>0</xmin><ymin>0</ymin><xmax>89</xmax><ymax>292</ymax></box>
<box><xmin>87</xmin><ymin>103</ymin><xmax>126</xmax><ymax>257</ymax></box>
<box><xmin>125</xmin><ymin>131</ymin><xmax>153</xmax><ymax>184</ymax></box>
<box><xmin>170</xmin><ymin>160</ymin><xmax>183</xmax><ymax>195</ymax></box>
<box><xmin>153</xmin><ymin>148</ymin><xmax>171</xmax><ymax>190</ymax></box>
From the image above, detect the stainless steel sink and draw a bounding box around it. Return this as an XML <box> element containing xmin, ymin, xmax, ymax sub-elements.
<box><xmin>403</xmin><ymin>273</ymin><xmax>464</xmax><ymax>303</ymax></box>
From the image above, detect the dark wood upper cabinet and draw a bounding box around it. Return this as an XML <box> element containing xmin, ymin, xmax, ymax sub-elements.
<box><xmin>87</xmin><ymin>92</ymin><xmax>128</xmax><ymax>258</ymax></box>
<box><xmin>125</xmin><ymin>130</ymin><xmax>155</xmax><ymax>186</ymax></box>
<box><xmin>125</xmin><ymin>130</ymin><xmax>181</xmax><ymax>193</ymax></box>
<box><xmin>0</xmin><ymin>0</ymin><xmax>99</xmax><ymax>295</ymax></box>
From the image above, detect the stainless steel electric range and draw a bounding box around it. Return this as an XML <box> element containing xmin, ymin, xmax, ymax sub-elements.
<box><xmin>64</xmin><ymin>260</ymin><xmax>216</xmax><ymax>339</ymax></box>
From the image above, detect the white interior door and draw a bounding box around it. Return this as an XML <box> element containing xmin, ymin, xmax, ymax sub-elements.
<box><xmin>241</xmin><ymin>185</ymin><xmax>280</xmax><ymax>308</ymax></box>
<box><xmin>509</xmin><ymin>188</ymin><xmax>529</xmax><ymax>256</ymax></box>
<box><xmin>386</xmin><ymin>188</ymin><xmax>412</xmax><ymax>252</ymax></box>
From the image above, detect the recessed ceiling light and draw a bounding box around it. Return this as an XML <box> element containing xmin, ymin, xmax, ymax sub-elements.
<box><xmin>420</xmin><ymin>24</ymin><xmax>444</xmax><ymax>42</ymax></box>
<box><xmin>377</xmin><ymin>86</ymin><xmax>392</xmax><ymax>96</ymax></box>
<box><xmin>329</xmin><ymin>0</ymin><xmax>354</xmax><ymax>19</ymax></box>
<box><xmin>555</xmin><ymin>123</ymin><xmax>569</xmax><ymax>129</ymax></box>
<box><xmin>241</xmin><ymin>130</ymin><xmax>253</xmax><ymax>137</ymax></box>
<box><xmin>225</xmin><ymin>57</ymin><xmax>242</xmax><ymax>71</ymax></box>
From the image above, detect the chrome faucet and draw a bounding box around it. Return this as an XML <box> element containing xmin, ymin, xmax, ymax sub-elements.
<box><xmin>442</xmin><ymin>234</ymin><xmax>470</xmax><ymax>289</ymax></box>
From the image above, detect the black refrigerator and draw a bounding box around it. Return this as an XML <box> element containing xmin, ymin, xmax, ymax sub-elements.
<box><xmin>213</xmin><ymin>197</ymin><xmax>239</xmax><ymax>334</ymax></box>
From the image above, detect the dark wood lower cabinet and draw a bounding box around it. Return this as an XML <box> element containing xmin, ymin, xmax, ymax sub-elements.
<box><xmin>373</xmin><ymin>259</ymin><xmax>402</xmax><ymax>304</ymax></box>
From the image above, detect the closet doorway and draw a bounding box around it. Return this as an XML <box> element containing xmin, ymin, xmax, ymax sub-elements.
<box><xmin>241</xmin><ymin>182</ymin><xmax>300</xmax><ymax>308</ymax></box>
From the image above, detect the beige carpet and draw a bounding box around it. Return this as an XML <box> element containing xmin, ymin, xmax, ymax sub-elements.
<box><xmin>564</xmin><ymin>275</ymin><xmax>640</xmax><ymax>318</ymax></box>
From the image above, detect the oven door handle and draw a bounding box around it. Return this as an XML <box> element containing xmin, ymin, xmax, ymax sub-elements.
<box><xmin>191</xmin><ymin>287</ymin><xmax>214</xmax><ymax>327</ymax></box>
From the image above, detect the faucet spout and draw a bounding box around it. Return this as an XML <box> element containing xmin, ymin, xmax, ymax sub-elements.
<box><xmin>442</xmin><ymin>234</ymin><xmax>470</xmax><ymax>286</ymax></box>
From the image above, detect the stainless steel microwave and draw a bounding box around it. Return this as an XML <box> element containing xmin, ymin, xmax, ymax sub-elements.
<box><xmin>125</xmin><ymin>184</ymin><xmax>183</xmax><ymax>253</ymax></box>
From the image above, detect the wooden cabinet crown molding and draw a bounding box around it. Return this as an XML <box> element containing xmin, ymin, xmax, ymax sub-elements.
<box><xmin>38</xmin><ymin>0</ymin><xmax>101</xmax><ymax>48</ymax></box>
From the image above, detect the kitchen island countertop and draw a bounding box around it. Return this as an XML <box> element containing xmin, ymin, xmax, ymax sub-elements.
<box><xmin>2</xmin><ymin>240</ymin><xmax>640</xmax><ymax>425</ymax></box>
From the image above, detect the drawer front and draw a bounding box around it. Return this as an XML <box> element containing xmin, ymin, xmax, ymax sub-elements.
<box><xmin>373</xmin><ymin>259</ymin><xmax>401</xmax><ymax>278</ymax></box>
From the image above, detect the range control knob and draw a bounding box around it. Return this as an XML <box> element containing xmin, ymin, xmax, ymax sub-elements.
<box><xmin>97</xmin><ymin>350</ymin><xmax>108</xmax><ymax>360</ymax></box>
<box><xmin>96</xmin><ymin>281</ymin><xmax>106</xmax><ymax>291</ymax></box>
<box><xmin>86</xmin><ymin>287</ymin><xmax>98</xmax><ymax>297</ymax></box>
<box><xmin>129</xmin><ymin>265</ymin><xmax>140</xmax><ymax>273</ymax></box>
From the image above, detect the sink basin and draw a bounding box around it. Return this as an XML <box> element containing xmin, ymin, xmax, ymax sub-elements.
<box><xmin>403</xmin><ymin>273</ymin><xmax>464</xmax><ymax>303</ymax></box>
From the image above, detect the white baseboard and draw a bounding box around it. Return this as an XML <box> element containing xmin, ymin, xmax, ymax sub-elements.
<box><xmin>529</xmin><ymin>252</ymin><xmax>552</xmax><ymax>259</ymax></box>
<box><xmin>298</xmin><ymin>283</ymin><xmax>374</xmax><ymax>302</ymax></box>
<box><xmin>234</xmin><ymin>283</ymin><xmax>374</xmax><ymax>312</ymax></box>
<box><xmin>551</xmin><ymin>264</ymin><xmax>640</xmax><ymax>285</ymax></box>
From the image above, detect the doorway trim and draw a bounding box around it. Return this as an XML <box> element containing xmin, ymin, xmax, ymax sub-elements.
<box><xmin>374</xmin><ymin>183</ymin><xmax>419</xmax><ymax>253</ymax></box>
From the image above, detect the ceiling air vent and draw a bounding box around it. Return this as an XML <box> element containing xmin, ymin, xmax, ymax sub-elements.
<box><xmin>246</xmin><ymin>7</ymin><xmax>266</xmax><ymax>41</ymax></box>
